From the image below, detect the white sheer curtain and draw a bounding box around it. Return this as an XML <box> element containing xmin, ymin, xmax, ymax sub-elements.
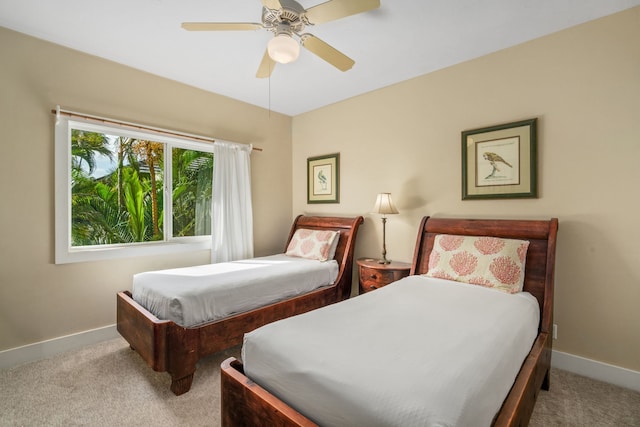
<box><xmin>211</xmin><ymin>141</ymin><xmax>254</xmax><ymax>263</ymax></box>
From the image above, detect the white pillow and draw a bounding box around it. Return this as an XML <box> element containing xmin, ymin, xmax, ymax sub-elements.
<box><xmin>285</xmin><ymin>229</ymin><xmax>340</xmax><ymax>262</ymax></box>
<box><xmin>425</xmin><ymin>234</ymin><xmax>529</xmax><ymax>293</ymax></box>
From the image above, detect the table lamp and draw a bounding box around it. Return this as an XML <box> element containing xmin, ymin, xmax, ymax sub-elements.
<box><xmin>372</xmin><ymin>193</ymin><xmax>399</xmax><ymax>264</ymax></box>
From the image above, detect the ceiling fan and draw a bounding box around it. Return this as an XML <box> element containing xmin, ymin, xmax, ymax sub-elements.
<box><xmin>181</xmin><ymin>0</ymin><xmax>380</xmax><ymax>78</ymax></box>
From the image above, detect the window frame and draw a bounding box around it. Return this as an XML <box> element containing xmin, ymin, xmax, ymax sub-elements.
<box><xmin>55</xmin><ymin>115</ymin><xmax>214</xmax><ymax>264</ymax></box>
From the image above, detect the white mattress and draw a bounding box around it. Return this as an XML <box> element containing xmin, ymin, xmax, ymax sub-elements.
<box><xmin>132</xmin><ymin>254</ymin><xmax>339</xmax><ymax>327</ymax></box>
<box><xmin>242</xmin><ymin>275</ymin><xmax>539</xmax><ymax>427</ymax></box>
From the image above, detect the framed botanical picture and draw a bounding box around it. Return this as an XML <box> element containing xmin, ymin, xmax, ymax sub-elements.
<box><xmin>462</xmin><ymin>118</ymin><xmax>537</xmax><ymax>200</ymax></box>
<box><xmin>307</xmin><ymin>153</ymin><xmax>340</xmax><ymax>204</ymax></box>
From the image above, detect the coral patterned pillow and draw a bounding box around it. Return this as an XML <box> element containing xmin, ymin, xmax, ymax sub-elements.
<box><xmin>426</xmin><ymin>234</ymin><xmax>530</xmax><ymax>293</ymax></box>
<box><xmin>285</xmin><ymin>229</ymin><xmax>340</xmax><ymax>262</ymax></box>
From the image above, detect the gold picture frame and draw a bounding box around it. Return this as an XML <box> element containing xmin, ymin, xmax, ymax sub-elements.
<box><xmin>462</xmin><ymin>118</ymin><xmax>537</xmax><ymax>199</ymax></box>
<box><xmin>307</xmin><ymin>153</ymin><xmax>339</xmax><ymax>204</ymax></box>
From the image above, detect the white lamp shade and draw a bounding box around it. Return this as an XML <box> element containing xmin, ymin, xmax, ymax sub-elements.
<box><xmin>372</xmin><ymin>193</ymin><xmax>399</xmax><ymax>215</ymax></box>
<box><xmin>267</xmin><ymin>34</ymin><xmax>300</xmax><ymax>64</ymax></box>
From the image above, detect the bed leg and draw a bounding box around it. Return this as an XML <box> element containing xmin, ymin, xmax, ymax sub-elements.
<box><xmin>165</xmin><ymin>323</ymin><xmax>199</xmax><ymax>395</ymax></box>
<box><xmin>170</xmin><ymin>372</ymin><xmax>195</xmax><ymax>396</ymax></box>
<box><xmin>541</xmin><ymin>368</ymin><xmax>551</xmax><ymax>391</ymax></box>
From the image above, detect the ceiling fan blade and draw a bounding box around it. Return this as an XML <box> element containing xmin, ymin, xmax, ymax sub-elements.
<box><xmin>305</xmin><ymin>0</ymin><xmax>380</xmax><ymax>24</ymax></box>
<box><xmin>261</xmin><ymin>0</ymin><xmax>282</xmax><ymax>10</ymax></box>
<box><xmin>300</xmin><ymin>34</ymin><xmax>354</xmax><ymax>71</ymax></box>
<box><xmin>181</xmin><ymin>22</ymin><xmax>262</xmax><ymax>31</ymax></box>
<box><xmin>256</xmin><ymin>49</ymin><xmax>276</xmax><ymax>78</ymax></box>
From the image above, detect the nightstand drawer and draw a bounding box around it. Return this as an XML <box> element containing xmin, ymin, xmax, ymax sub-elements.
<box><xmin>356</xmin><ymin>258</ymin><xmax>411</xmax><ymax>294</ymax></box>
<box><xmin>360</xmin><ymin>268</ymin><xmax>399</xmax><ymax>291</ymax></box>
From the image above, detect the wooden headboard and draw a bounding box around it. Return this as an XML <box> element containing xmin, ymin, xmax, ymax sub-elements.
<box><xmin>410</xmin><ymin>217</ymin><xmax>558</xmax><ymax>334</ymax></box>
<box><xmin>285</xmin><ymin>215</ymin><xmax>364</xmax><ymax>301</ymax></box>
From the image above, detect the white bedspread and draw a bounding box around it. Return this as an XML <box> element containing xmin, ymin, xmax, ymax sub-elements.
<box><xmin>132</xmin><ymin>254</ymin><xmax>338</xmax><ymax>327</ymax></box>
<box><xmin>242</xmin><ymin>275</ymin><xmax>539</xmax><ymax>427</ymax></box>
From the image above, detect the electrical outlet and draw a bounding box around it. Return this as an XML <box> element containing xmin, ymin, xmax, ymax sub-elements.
<box><xmin>553</xmin><ymin>324</ymin><xmax>558</xmax><ymax>340</ymax></box>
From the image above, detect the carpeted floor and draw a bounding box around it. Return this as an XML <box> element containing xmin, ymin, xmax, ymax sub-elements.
<box><xmin>1</xmin><ymin>338</ymin><xmax>639</xmax><ymax>426</ymax></box>
<box><xmin>529</xmin><ymin>368</ymin><xmax>640</xmax><ymax>426</ymax></box>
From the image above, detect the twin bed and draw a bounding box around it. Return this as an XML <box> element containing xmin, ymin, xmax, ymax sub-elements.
<box><xmin>220</xmin><ymin>216</ymin><xmax>559</xmax><ymax>426</ymax></box>
<box><xmin>117</xmin><ymin>215</ymin><xmax>364</xmax><ymax>395</ymax></box>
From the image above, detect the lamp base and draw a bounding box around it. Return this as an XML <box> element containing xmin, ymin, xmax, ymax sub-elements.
<box><xmin>379</xmin><ymin>216</ymin><xmax>392</xmax><ymax>265</ymax></box>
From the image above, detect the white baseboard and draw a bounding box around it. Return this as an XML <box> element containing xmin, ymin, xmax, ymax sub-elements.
<box><xmin>552</xmin><ymin>349</ymin><xmax>640</xmax><ymax>392</ymax></box>
<box><xmin>0</xmin><ymin>324</ymin><xmax>119</xmax><ymax>370</ymax></box>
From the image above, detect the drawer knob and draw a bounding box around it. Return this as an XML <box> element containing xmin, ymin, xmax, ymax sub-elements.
<box><xmin>370</xmin><ymin>274</ymin><xmax>378</xmax><ymax>279</ymax></box>
<box><xmin>370</xmin><ymin>285</ymin><xmax>377</xmax><ymax>290</ymax></box>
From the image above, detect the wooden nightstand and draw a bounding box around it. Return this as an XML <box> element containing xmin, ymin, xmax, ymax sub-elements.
<box><xmin>357</xmin><ymin>258</ymin><xmax>411</xmax><ymax>294</ymax></box>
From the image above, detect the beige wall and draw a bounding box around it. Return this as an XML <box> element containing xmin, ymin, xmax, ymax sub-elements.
<box><xmin>293</xmin><ymin>7</ymin><xmax>640</xmax><ymax>372</ymax></box>
<box><xmin>0</xmin><ymin>27</ymin><xmax>293</xmax><ymax>351</ymax></box>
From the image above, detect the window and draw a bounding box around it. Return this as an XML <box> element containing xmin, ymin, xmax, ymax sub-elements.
<box><xmin>55</xmin><ymin>114</ymin><xmax>214</xmax><ymax>263</ymax></box>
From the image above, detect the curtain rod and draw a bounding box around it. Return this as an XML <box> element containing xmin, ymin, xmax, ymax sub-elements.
<box><xmin>50</xmin><ymin>107</ymin><xmax>262</xmax><ymax>152</ymax></box>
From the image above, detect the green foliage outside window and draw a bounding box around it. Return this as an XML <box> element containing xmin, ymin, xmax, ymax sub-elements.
<box><xmin>70</xmin><ymin>129</ymin><xmax>213</xmax><ymax>246</ymax></box>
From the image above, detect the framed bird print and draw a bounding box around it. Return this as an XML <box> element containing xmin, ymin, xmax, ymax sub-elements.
<box><xmin>462</xmin><ymin>118</ymin><xmax>537</xmax><ymax>200</ymax></box>
<box><xmin>307</xmin><ymin>153</ymin><xmax>340</xmax><ymax>204</ymax></box>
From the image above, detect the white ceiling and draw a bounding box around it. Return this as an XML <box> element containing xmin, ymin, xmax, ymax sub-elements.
<box><xmin>1</xmin><ymin>0</ymin><xmax>639</xmax><ymax>116</ymax></box>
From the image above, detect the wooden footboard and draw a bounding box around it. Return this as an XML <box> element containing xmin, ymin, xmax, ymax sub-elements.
<box><xmin>221</xmin><ymin>357</ymin><xmax>317</xmax><ymax>427</ymax></box>
<box><xmin>116</xmin><ymin>290</ymin><xmax>170</xmax><ymax>371</ymax></box>
<box><xmin>220</xmin><ymin>334</ymin><xmax>551</xmax><ymax>427</ymax></box>
<box><xmin>117</xmin><ymin>291</ymin><xmax>199</xmax><ymax>395</ymax></box>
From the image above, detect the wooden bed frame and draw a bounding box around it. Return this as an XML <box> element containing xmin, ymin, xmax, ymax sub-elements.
<box><xmin>116</xmin><ymin>215</ymin><xmax>363</xmax><ymax>395</ymax></box>
<box><xmin>220</xmin><ymin>216</ymin><xmax>558</xmax><ymax>426</ymax></box>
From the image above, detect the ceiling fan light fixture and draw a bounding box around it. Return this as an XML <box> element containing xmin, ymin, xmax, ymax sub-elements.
<box><xmin>267</xmin><ymin>34</ymin><xmax>300</xmax><ymax>64</ymax></box>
